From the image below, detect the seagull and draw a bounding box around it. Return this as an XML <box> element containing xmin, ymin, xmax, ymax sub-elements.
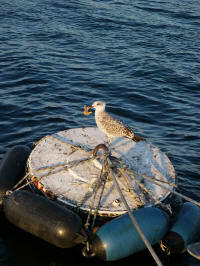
<box><xmin>87</xmin><ymin>101</ymin><xmax>145</xmax><ymax>143</ymax></box>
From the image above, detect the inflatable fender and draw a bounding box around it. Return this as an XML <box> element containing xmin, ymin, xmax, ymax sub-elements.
<box><xmin>88</xmin><ymin>207</ymin><xmax>169</xmax><ymax>261</ymax></box>
<box><xmin>161</xmin><ymin>202</ymin><xmax>200</xmax><ymax>254</ymax></box>
<box><xmin>3</xmin><ymin>190</ymin><xmax>84</xmax><ymax>248</ymax></box>
<box><xmin>0</xmin><ymin>145</ymin><xmax>31</xmax><ymax>203</ymax></box>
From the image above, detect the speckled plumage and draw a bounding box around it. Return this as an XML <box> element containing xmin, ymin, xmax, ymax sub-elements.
<box><xmin>90</xmin><ymin>101</ymin><xmax>145</xmax><ymax>142</ymax></box>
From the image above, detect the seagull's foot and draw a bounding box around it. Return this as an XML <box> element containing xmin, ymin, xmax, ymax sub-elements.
<box><xmin>132</xmin><ymin>134</ymin><xmax>146</xmax><ymax>142</ymax></box>
<box><xmin>104</xmin><ymin>141</ymin><xmax>110</xmax><ymax>147</ymax></box>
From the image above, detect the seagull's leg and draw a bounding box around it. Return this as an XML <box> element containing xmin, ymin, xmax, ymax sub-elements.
<box><xmin>104</xmin><ymin>136</ymin><xmax>113</xmax><ymax>146</ymax></box>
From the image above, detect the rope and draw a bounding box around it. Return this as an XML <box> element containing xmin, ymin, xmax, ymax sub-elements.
<box><xmin>108</xmin><ymin>158</ymin><xmax>163</xmax><ymax>266</ymax></box>
<box><xmin>9</xmin><ymin>155</ymin><xmax>102</xmax><ymax>194</ymax></box>
<box><xmin>91</xmin><ymin>170</ymin><xmax>108</xmax><ymax>229</ymax></box>
<box><xmin>118</xmin><ymin>168</ymin><xmax>172</xmax><ymax>214</ymax></box>
<box><xmin>84</xmin><ymin>150</ymin><xmax>109</xmax><ymax>231</ymax></box>
<box><xmin>12</xmin><ymin>172</ymin><xmax>30</xmax><ymax>190</ymax></box>
<box><xmin>125</xmin><ymin>169</ymin><xmax>176</xmax><ymax>188</ymax></box>
<box><xmin>119</xmin><ymin>164</ymin><xmax>200</xmax><ymax>208</ymax></box>
<box><xmin>136</xmin><ymin>173</ymin><xmax>200</xmax><ymax>208</ymax></box>
<box><xmin>8</xmin><ymin>172</ymin><xmax>47</xmax><ymax>193</ymax></box>
<box><xmin>31</xmin><ymin>156</ymin><xmax>95</xmax><ymax>179</ymax></box>
<box><xmin>116</xmin><ymin>169</ymin><xmax>144</xmax><ymax>207</ymax></box>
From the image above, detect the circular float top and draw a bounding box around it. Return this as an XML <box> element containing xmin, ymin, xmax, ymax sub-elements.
<box><xmin>28</xmin><ymin>127</ymin><xmax>176</xmax><ymax>218</ymax></box>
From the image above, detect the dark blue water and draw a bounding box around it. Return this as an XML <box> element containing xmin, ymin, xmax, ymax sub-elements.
<box><xmin>0</xmin><ymin>0</ymin><xmax>200</xmax><ymax>265</ymax></box>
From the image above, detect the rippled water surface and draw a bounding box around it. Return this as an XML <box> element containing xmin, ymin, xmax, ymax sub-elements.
<box><xmin>0</xmin><ymin>0</ymin><xmax>200</xmax><ymax>265</ymax></box>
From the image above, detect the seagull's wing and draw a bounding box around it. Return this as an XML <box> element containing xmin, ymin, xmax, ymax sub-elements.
<box><xmin>102</xmin><ymin>112</ymin><xmax>135</xmax><ymax>138</ymax></box>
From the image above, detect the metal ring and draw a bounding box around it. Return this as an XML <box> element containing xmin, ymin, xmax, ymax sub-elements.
<box><xmin>93</xmin><ymin>144</ymin><xmax>109</xmax><ymax>157</ymax></box>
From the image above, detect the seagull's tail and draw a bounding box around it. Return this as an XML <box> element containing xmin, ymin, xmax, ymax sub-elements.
<box><xmin>132</xmin><ymin>134</ymin><xmax>146</xmax><ymax>142</ymax></box>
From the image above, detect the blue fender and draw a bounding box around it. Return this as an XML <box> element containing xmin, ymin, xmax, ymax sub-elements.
<box><xmin>89</xmin><ymin>207</ymin><xmax>169</xmax><ymax>261</ymax></box>
<box><xmin>161</xmin><ymin>202</ymin><xmax>200</xmax><ymax>253</ymax></box>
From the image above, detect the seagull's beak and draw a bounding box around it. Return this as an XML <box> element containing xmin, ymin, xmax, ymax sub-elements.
<box><xmin>87</xmin><ymin>105</ymin><xmax>94</xmax><ymax>110</ymax></box>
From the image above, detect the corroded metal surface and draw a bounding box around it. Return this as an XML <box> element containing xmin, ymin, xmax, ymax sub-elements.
<box><xmin>28</xmin><ymin>127</ymin><xmax>176</xmax><ymax>217</ymax></box>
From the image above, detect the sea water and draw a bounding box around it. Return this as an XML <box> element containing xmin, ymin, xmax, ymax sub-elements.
<box><xmin>0</xmin><ymin>0</ymin><xmax>200</xmax><ymax>265</ymax></box>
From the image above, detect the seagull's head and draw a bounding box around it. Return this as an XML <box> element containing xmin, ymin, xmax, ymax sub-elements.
<box><xmin>88</xmin><ymin>101</ymin><xmax>106</xmax><ymax>112</ymax></box>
